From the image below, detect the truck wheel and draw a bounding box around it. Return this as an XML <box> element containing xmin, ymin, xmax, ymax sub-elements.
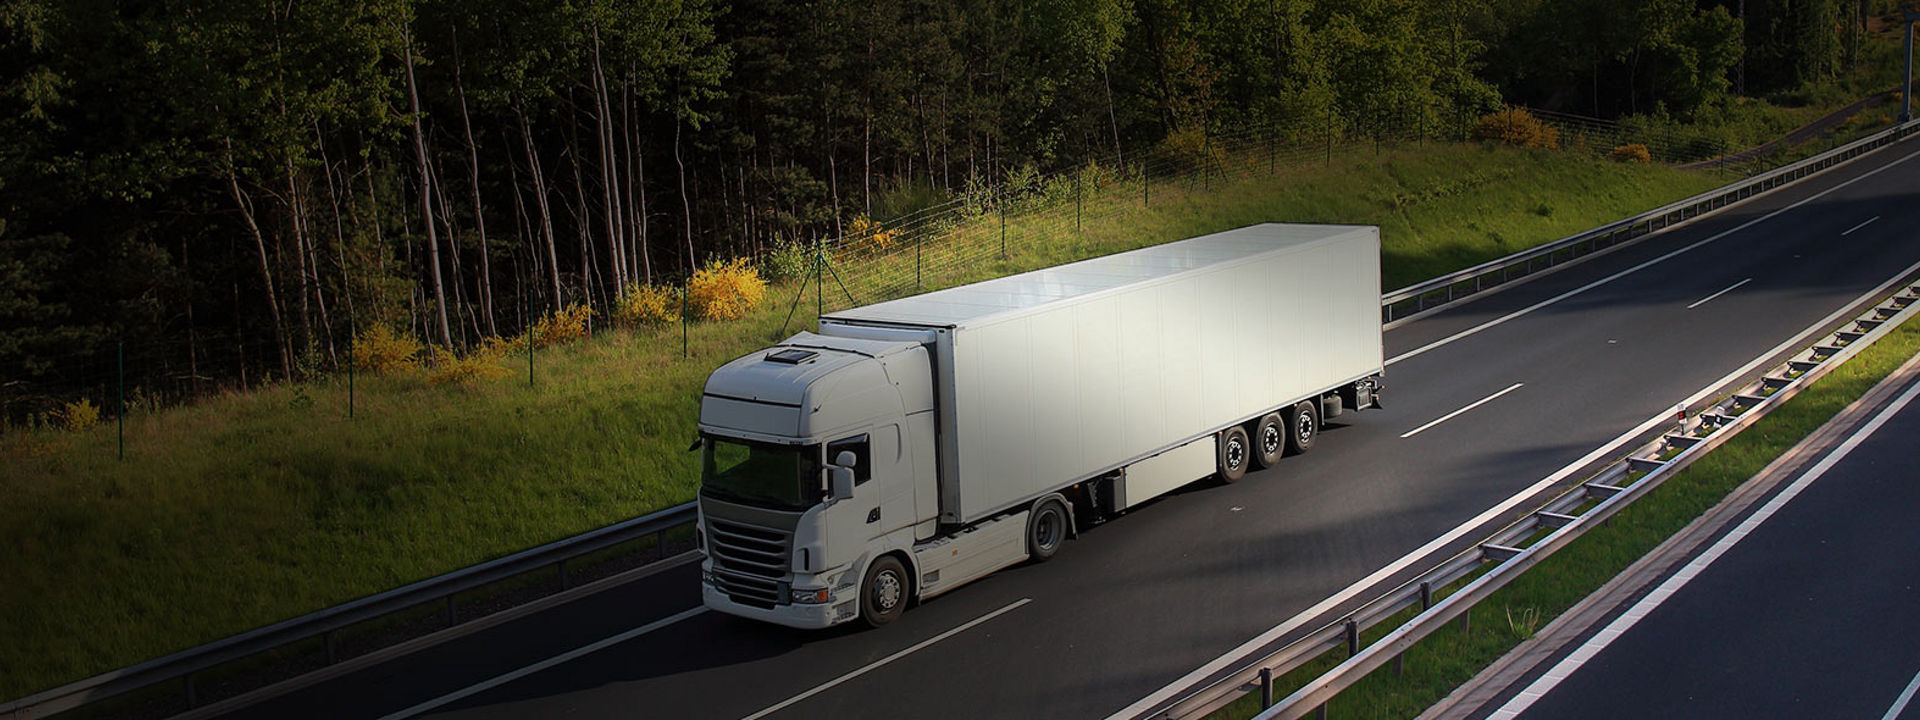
<box><xmin>1027</xmin><ymin>500</ymin><xmax>1068</xmax><ymax>562</ymax></box>
<box><xmin>1287</xmin><ymin>401</ymin><xmax>1320</xmax><ymax>455</ymax></box>
<box><xmin>860</xmin><ymin>555</ymin><xmax>909</xmax><ymax>627</ymax></box>
<box><xmin>1253</xmin><ymin>413</ymin><xmax>1286</xmax><ymax>469</ymax></box>
<box><xmin>1218</xmin><ymin>426</ymin><xmax>1250</xmax><ymax>483</ymax></box>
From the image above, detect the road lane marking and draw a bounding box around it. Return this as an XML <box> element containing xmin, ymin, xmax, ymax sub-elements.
<box><xmin>1886</xmin><ymin>665</ymin><xmax>1920</xmax><ymax>720</ymax></box>
<box><xmin>1492</xmin><ymin>376</ymin><xmax>1920</xmax><ymax>720</ymax></box>
<box><xmin>1401</xmin><ymin>383</ymin><xmax>1524</xmax><ymax>438</ymax></box>
<box><xmin>1686</xmin><ymin>278</ymin><xmax>1753</xmax><ymax>309</ymax></box>
<box><xmin>1845</xmin><ymin>216</ymin><xmax>1881</xmax><ymax>236</ymax></box>
<box><xmin>376</xmin><ymin>606</ymin><xmax>708</xmax><ymax>720</ymax></box>
<box><xmin>1386</xmin><ymin>144</ymin><xmax>1920</xmax><ymax>367</ymax></box>
<box><xmin>744</xmin><ymin>598</ymin><xmax>1032</xmax><ymax>720</ymax></box>
<box><xmin>1110</xmin><ymin>258</ymin><xmax>1920</xmax><ymax>720</ymax></box>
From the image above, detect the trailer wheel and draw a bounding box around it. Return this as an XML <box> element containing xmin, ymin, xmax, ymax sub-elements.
<box><xmin>1027</xmin><ymin>499</ymin><xmax>1069</xmax><ymax>562</ymax></box>
<box><xmin>1253</xmin><ymin>413</ymin><xmax>1286</xmax><ymax>469</ymax></box>
<box><xmin>860</xmin><ymin>555</ymin><xmax>909</xmax><ymax>627</ymax></box>
<box><xmin>1218</xmin><ymin>426</ymin><xmax>1251</xmax><ymax>483</ymax></box>
<box><xmin>1287</xmin><ymin>401</ymin><xmax>1320</xmax><ymax>455</ymax></box>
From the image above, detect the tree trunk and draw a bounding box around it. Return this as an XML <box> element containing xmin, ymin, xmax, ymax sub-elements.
<box><xmin>452</xmin><ymin>28</ymin><xmax>497</xmax><ymax>336</ymax></box>
<box><xmin>675</xmin><ymin>117</ymin><xmax>694</xmax><ymax>275</ymax></box>
<box><xmin>590</xmin><ymin>26</ymin><xmax>627</xmax><ymax>297</ymax></box>
<box><xmin>403</xmin><ymin>31</ymin><xmax>454</xmax><ymax>348</ymax></box>
<box><xmin>223</xmin><ymin>139</ymin><xmax>291</xmax><ymax>381</ymax></box>
<box><xmin>518</xmin><ymin>107</ymin><xmax>564</xmax><ymax>308</ymax></box>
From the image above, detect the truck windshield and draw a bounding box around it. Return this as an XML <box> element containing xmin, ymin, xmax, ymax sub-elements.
<box><xmin>701</xmin><ymin>437</ymin><xmax>821</xmax><ymax>510</ymax></box>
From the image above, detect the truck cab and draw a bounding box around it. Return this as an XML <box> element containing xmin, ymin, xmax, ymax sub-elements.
<box><xmin>696</xmin><ymin>332</ymin><xmax>940</xmax><ymax>628</ymax></box>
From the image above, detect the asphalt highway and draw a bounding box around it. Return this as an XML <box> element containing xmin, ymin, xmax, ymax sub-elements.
<box><xmin>1505</xmin><ymin>365</ymin><xmax>1920</xmax><ymax>720</ymax></box>
<box><xmin>222</xmin><ymin>134</ymin><xmax>1920</xmax><ymax>720</ymax></box>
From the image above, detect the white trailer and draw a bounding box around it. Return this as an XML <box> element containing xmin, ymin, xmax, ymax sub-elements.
<box><xmin>695</xmin><ymin>223</ymin><xmax>1384</xmax><ymax>628</ymax></box>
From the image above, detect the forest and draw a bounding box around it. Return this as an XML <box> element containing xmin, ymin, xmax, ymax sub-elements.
<box><xmin>0</xmin><ymin>0</ymin><xmax>1899</xmax><ymax>416</ymax></box>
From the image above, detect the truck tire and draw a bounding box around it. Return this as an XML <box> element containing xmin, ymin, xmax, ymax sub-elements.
<box><xmin>1218</xmin><ymin>426</ymin><xmax>1251</xmax><ymax>483</ymax></box>
<box><xmin>1287</xmin><ymin>401</ymin><xmax>1320</xmax><ymax>455</ymax></box>
<box><xmin>1027</xmin><ymin>500</ymin><xmax>1068</xmax><ymax>562</ymax></box>
<box><xmin>1253</xmin><ymin>413</ymin><xmax>1286</xmax><ymax>469</ymax></box>
<box><xmin>860</xmin><ymin>555</ymin><xmax>909</xmax><ymax>627</ymax></box>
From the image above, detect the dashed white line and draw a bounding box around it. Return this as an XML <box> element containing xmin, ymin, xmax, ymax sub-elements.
<box><xmin>377</xmin><ymin>606</ymin><xmax>709</xmax><ymax>720</ymax></box>
<box><xmin>1885</xmin><ymin>665</ymin><xmax>1920</xmax><ymax>720</ymax></box>
<box><xmin>1845</xmin><ymin>215</ymin><xmax>1881</xmax><ymax>236</ymax></box>
<box><xmin>1401</xmin><ymin>383</ymin><xmax>1524</xmax><ymax>439</ymax></box>
<box><xmin>1686</xmin><ymin>278</ymin><xmax>1753</xmax><ymax>309</ymax></box>
<box><xmin>1111</xmin><ymin>258</ymin><xmax>1920</xmax><ymax>720</ymax></box>
<box><xmin>1493</xmin><ymin>375</ymin><xmax>1920</xmax><ymax>719</ymax></box>
<box><xmin>1385</xmin><ymin>145</ymin><xmax>1920</xmax><ymax>367</ymax></box>
<box><xmin>744</xmin><ymin>598</ymin><xmax>1032</xmax><ymax>720</ymax></box>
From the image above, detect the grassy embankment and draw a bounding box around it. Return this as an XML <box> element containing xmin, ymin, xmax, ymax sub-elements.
<box><xmin>1210</xmin><ymin>303</ymin><xmax>1920</xmax><ymax>720</ymax></box>
<box><xmin>0</xmin><ymin>141</ymin><xmax>1722</xmax><ymax>699</ymax></box>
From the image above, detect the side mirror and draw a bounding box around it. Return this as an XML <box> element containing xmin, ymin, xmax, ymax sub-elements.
<box><xmin>834</xmin><ymin>450</ymin><xmax>857</xmax><ymax>467</ymax></box>
<box><xmin>828</xmin><ymin>466</ymin><xmax>855</xmax><ymax>500</ymax></box>
<box><xmin>687</xmin><ymin>436</ymin><xmax>704</xmax><ymax>452</ymax></box>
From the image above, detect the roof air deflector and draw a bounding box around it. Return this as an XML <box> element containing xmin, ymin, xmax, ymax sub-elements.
<box><xmin>766</xmin><ymin>348</ymin><xmax>818</xmax><ymax>365</ymax></box>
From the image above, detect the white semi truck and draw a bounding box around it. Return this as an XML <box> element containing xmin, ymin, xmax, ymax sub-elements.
<box><xmin>695</xmin><ymin>223</ymin><xmax>1384</xmax><ymax>628</ymax></box>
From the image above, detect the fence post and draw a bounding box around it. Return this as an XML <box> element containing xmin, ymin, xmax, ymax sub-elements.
<box><xmin>999</xmin><ymin>195</ymin><xmax>1008</xmax><ymax>259</ymax></box>
<box><xmin>117</xmin><ymin>341</ymin><xmax>125</xmax><ymax>461</ymax></box>
<box><xmin>347</xmin><ymin>312</ymin><xmax>355</xmax><ymax>419</ymax></box>
<box><xmin>526</xmin><ymin>286</ymin><xmax>535</xmax><ymax>388</ymax></box>
<box><xmin>1075</xmin><ymin>172</ymin><xmax>1083</xmax><ymax>233</ymax></box>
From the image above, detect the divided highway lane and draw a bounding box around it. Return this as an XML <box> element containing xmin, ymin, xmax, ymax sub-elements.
<box><xmin>1504</xmin><ymin>368</ymin><xmax>1920</xmax><ymax>720</ymax></box>
<box><xmin>222</xmin><ymin>134</ymin><xmax>1920</xmax><ymax>720</ymax></box>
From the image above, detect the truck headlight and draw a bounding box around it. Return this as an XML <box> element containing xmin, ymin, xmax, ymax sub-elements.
<box><xmin>790</xmin><ymin>587</ymin><xmax>831</xmax><ymax>604</ymax></box>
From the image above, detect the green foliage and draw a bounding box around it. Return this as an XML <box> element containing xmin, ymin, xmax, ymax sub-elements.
<box><xmin>759</xmin><ymin>240</ymin><xmax>814</xmax><ymax>285</ymax></box>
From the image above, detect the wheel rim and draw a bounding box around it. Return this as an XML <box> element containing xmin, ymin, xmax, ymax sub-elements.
<box><xmin>1262</xmin><ymin>424</ymin><xmax>1283</xmax><ymax>455</ymax></box>
<box><xmin>1297</xmin><ymin>410</ymin><xmax>1316</xmax><ymax>444</ymax></box>
<box><xmin>1226</xmin><ymin>436</ymin><xmax>1246</xmax><ymax>469</ymax></box>
<box><xmin>873</xmin><ymin>570</ymin><xmax>902</xmax><ymax>611</ymax></box>
<box><xmin>1036</xmin><ymin>508</ymin><xmax>1061</xmax><ymax>550</ymax></box>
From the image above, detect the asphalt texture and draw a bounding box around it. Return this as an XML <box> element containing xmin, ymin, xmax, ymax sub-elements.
<box><xmin>1514</xmin><ymin>373</ymin><xmax>1920</xmax><ymax>720</ymax></box>
<box><xmin>220</xmin><ymin>135</ymin><xmax>1920</xmax><ymax>720</ymax></box>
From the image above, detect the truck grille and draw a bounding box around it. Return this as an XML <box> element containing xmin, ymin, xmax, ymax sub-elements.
<box><xmin>707</xmin><ymin>517</ymin><xmax>791</xmax><ymax>607</ymax></box>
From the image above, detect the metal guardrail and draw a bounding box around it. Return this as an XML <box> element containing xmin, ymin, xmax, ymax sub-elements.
<box><xmin>0</xmin><ymin>502</ymin><xmax>696</xmax><ymax>719</ymax></box>
<box><xmin>12</xmin><ymin>118</ymin><xmax>1913</xmax><ymax>720</ymax></box>
<box><xmin>1381</xmin><ymin>120</ymin><xmax>1917</xmax><ymax>325</ymax></box>
<box><xmin>1153</xmin><ymin>277</ymin><xmax>1920</xmax><ymax>719</ymax></box>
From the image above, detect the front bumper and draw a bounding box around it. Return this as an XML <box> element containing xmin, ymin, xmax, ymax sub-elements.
<box><xmin>701</xmin><ymin>573</ymin><xmax>859</xmax><ymax>629</ymax></box>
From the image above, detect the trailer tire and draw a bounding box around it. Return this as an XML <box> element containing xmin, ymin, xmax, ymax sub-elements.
<box><xmin>1218</xmin><ymin>426</ymin><xmax>1251</xmax><ymax>483</ymax></box>
<box><xmin>860</xmin><ymin>555</ymin><xmax>909</xmax><ymax>628</ymax></box>
<box><xmin>1253</xmin><ymin>413</ymin><xmax>1286</xmax><ymax>469</ymax></box>
<box><xmin>1027</xmin><ymin>500</ymin><xmax>1069</xmax><ymax>562</ymax></box>
<box><xmin>1287</xmin><ymin>401</ymin><xmax>1320</xmax><ymax>456</ymax></box>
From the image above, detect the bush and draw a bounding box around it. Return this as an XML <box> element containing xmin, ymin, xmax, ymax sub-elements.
<box><xmin>425</xmin><ymin>352</ymin><xmax>509</xmax><ymax>386</ymax></box>
<box><xmin>59</xmin><ymin>398</ymin><xmax>100</xmax><ymax>432</ymax></box>
<box><xmin>1152</xmin><ymin>125</ymin><xmax>1228</xmax><ymax>175</ymax></box>
<box><xmin>613</xmin><ymin>283</ymin><xmax>680</xmax><ymax>326</ymax></box>
<box><xmin>688</xmin><ymin>257</ymin><xmax>767</xmax><ymax>321</ymax></box>
<box><xmin>530</xmin><ymin>303</ymin><xmax>592</xmax><ymax>347</ymax></box>
<box><xmin>1608</xmin><ymin>144</ymin><xmax>1653</xmax><ymax>163</ymax></box>
<box><xmin>761</xmin><ymin>240</ymin><xmax>813</xmax><ymax>284</ymax></box>
<box><xmin>846</xmin><ymin>214</ymin><xmax>899</xmax><ymax>255</ymax></box>
<box><xmin>351</xmin><ymin>325</ymin><xmax>423</xmax><ymax>373</ymax></box>
<box><xmin>1471</xmin><ymin>108</ymin><xmax>1559</xmax><ymax>150</ymax></box>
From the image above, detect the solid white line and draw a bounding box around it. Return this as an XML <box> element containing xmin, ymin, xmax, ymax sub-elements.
<box><xmin>1400</xmin><ymin>383</ymin><xmax>1524</xmax><ymax>438</ymax></box>
<box><xmin>1845</xmin><ymin>216</ymin><xmax>1882</xmax><ymax>236</ymax></box>
<box><xmin>1495</xmin><ymin>377</ymin><xmax>1920</xmax><ymax>719</ymax></box>
<box><xmin>743</xmin><ymin>598</ymin><xmax>1032</xmax><ymax>720</ymax></box>
<box><xmin>1885</xmin><ymin>666</ymin><xmax>1920</xmax><ymax>720</ymax></box>
<box><xmin>1108</xmin><ymin>259</ymin><xmax>1920</xmax><ymax>720</ymax></box>
<box><xmin>376</xmin><ymin>606</ymin><xmax>708</xmax><ymax>720</ymax></box>
<box><xmin>1686</xmin><ymin>278</ymin><xmax>1753</xmax><ymax>309</ymax></box>
<box><xmin>1385</xmin><ymin>145</ymin><xmax>1920</xmax><ymax>367</ymax></box>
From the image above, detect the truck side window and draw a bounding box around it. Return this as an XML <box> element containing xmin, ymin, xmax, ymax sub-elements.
<box><xmin>826</xmin><ymin>434</ymin><xmax>871</xmax><ymax>485</ymax></box>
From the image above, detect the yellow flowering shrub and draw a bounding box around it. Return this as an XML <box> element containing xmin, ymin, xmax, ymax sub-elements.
<box><xmin>351</xmin><ymin>324</ymin><xmax>423</xmax><ymax>373</ymax></box>
<box><xmin>1472</xmin><ymin>108</ymin><xmax>1559</xmax><ymax>150</ymax></box>
<box><xmin>1608</xmin><ymin>144</ymin><xmax>1652</xmax><ymax>163</ymax></box>
<box><xmin>688</xmin><ymin>258</ymin><xmax>767</xmax><ymax>321</ymax></box>
<box><xmin>60</xmin><ymin>398</ymin><xmax>100</xmax><ymax>432</ymax></box>
<box><xmin>614</xmin><ymin>283</ymin><xmax>680</xmax><ymax>326</ymax></box>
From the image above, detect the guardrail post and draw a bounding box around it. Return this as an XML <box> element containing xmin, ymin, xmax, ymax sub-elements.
<box><xmin>185</xmin><ymin>673</ymin><xmax>197</xmax><ymax>709</ymax></box>
<box><xmin>558</xmin><ymin>559</ymin><xmax>570</xmax><ymax>590</ymax></box>
<box><xmin>1459</xmin><ymin>608</ymin><xmax>1471</xmax><ymax>635</ymax></box>
<box><xmin>657</xmin><ymin>530</ymin><xmax>668</xmax><ymax>561</ymax></box>
<box><xmin>1259</xmin><ymin>667</ymin><xmax>1274</xmax><ymax>709</ymax></box>
<box><xmin>1419</xmin><ymin>581</ymin><xmax>1432</xmax><ymax>610</ymax></box>
<box><xmin>1344</xmin><ymin>618</ymin><xmax>1360</xmax><ymax>657</ymax></box>
<box><xmin>446</xmin><ymin>595</ymin><xmax>457</xmax><ymax>627</ymax></box>
<box><xmin>325</xmin><ymin>630</ymin><xmax>337</xmax><ymax>665</ymax></box>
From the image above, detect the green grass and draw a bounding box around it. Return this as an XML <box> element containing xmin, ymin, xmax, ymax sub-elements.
<box><xmin>1210</xmin><ymin>316</ymin><xmax>1920</xmax><ymax>719</ymax></box>
<box><xmin>0</xmin><ymin>140</ymin><xmax>1722</xmax><ymax>700</ymax></box>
